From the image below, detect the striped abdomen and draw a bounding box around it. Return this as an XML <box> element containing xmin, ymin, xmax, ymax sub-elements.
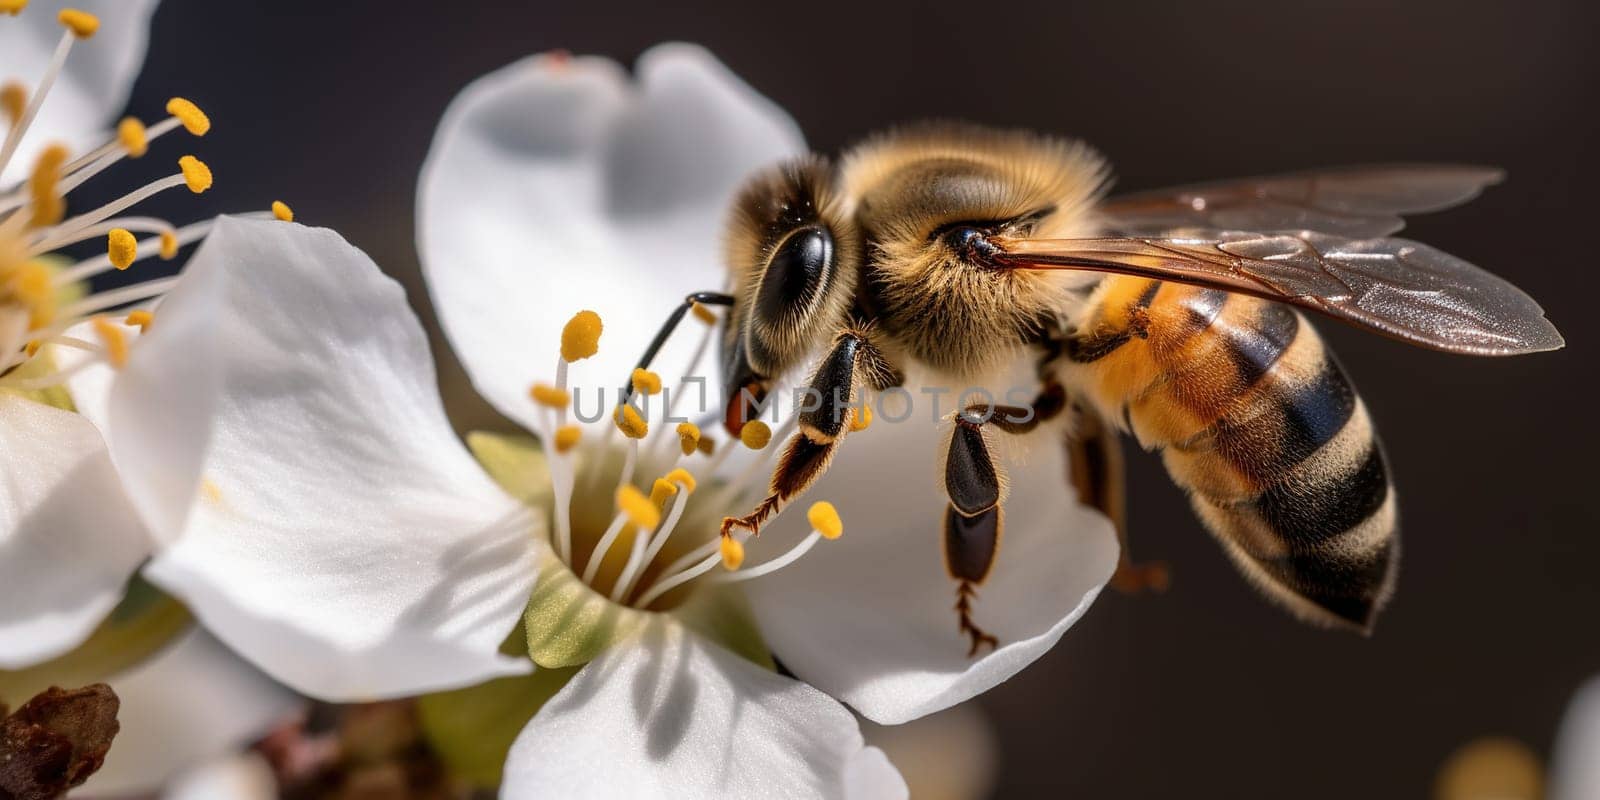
<box><xmin>1061</xmin><ymin>276</ymin><xmax>1398</xmax><ymax>631</ymax></box>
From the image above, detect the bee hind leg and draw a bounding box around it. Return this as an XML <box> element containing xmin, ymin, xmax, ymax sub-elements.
<box><xmin>1064</xmin><ymin>401</ymin><xmax>1170</xmax><ymax>594</ymax></box>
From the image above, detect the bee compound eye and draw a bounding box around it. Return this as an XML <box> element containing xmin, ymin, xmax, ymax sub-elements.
<box><xmin>755</xmin><ymin>225</ymin><xmax>833</xmax><ymax>323</ymax></box>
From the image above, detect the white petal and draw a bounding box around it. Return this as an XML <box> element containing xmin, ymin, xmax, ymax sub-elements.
<box><xmin>501</xmin><ymin>618</ymin><xmax>907</xmax><ymax>800</ymax></box>
<box><xmin>63</xmin><ymin>233</ymin><xmax>226</xmax><ymax>546</ymax></box>
<box><xmin>743</xmin><ymin>382</ymin><xmax>1120</xmax><ymax>724</ymax></box>
<box><xmin>158</xmin><ymin>752</ymin><xmax>277</xmax><ymax>800</ymax></box>
<box><xmin>1553</xmin><ymin>674</ymin><xmax>1600</xmax><ymax>800</ymax></box>
<box><xmin>860</xmin><ymin>704</ymin><xmax>998</xmax><ymax>800</ymax></box>
<box><xmin>0</xmin><ymin>0</ymin><xmax>160</xmax><ymax>187</ymax></box>
<box><xmin>418</xmin><ymin>43</ymin><xmax>804</xmax><ymax>433</ymax></box>
<box><xmin>76</xmin><ymin>630</ymin><xmax>298</xmax><ymax>798</ymax></box>
<box><xmin>140</xmin><ymin>217</ymin><xmax>538</xmax><ymax>700</ymax></box>
<box><xmin>0</xmin><ymin>394</ymin><xmax>150</xmax><ymax>668</ymax></box>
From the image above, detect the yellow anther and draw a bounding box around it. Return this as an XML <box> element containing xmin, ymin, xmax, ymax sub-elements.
<box><xmin>117</xmin><ymin>117</ymin><xmax>148</xmax><ymax>157</ymax></box>
<box><xmin>630</xmin><ymin>368</ymin><xmax>662</xmax><ymax>396</ymax></box>
<box><xmin>528</xmin><ymin>382</ymin><xmax>570</xmax><ymax>409</ymax></box>
<box><xmin>808</xmin><ymin>501</ymin><xmax>844</xmax><ymax>540</ymax></box>
<box><xmin>690</xmin><ymin>301</ymin><xmax>717</xmax><ymax>325</ymax></box>
<box><xmin>271</xmin><ymin>200</ymin><xmax>293</xmax><ymax>221</ymax></box>
<box><xmin>616</xmin><ymin>484</ymin><xmax>661</xmax><ymax>531</ymax></box>
<box><xmin>0</xmin><ymin>1</ymin><xmax>27</xmax><ymax>16</ymax></box>
<box><xmin>560</xmin><ymin>310</ymin><xmax>602</xmax><ymax>362</ymax></box>
<box><xmin>158</xmin><ymin>231</ymin><xmax>178</xmax><ymax>260</ymax></box>
<box><xmin>27</xmin><ymin>144</ymin><xmax>68</xmax><ymax>227</ymax></box>
<box><xmin>8</xmin><ymin>262</ymin><xmax>54</xmax><ymax>327</ymax></box>
<box><xmin>650</xmin><ymin>478</ymin><xmax>678</xmax><ymax>508</ymax></box>
<box><xmin>178</xmin><ymin>155</ymin><xmax>212</xmax><ymax>193</ymax></box>
<box><xmin>664</xmin><ymin>467</ymin><xmax>696</xmax><ymax>494</ymax></box>
<box><xmin>166</xmin><ymin>97</ymin><xmax>210</xmax><ymax>136</ymax></box>
<box><xmin>850</xmin><ymin>404</ymin><xmax>873</xmax><ymax>432</ymax></box>
<box><xmin>1</xmin><ymin>83</ymin><xmax>25</xmax><ymax>123</ymax></box>
<box><xmin>676</xmin><ymin>422</ymin><xmax>701</xmax><ymax>456</ymax></box>
<box><xmin>24</xmin><ymin>340</ymin><xmax>41</xmax><ymax>357</ymax></box>
<box><xmin>553</xmin><ymin>424</ymin><xmax>581</xmax><ymax>454</ymax></box>
<box><xmin>91</xmin><ymin>316</ymin><xmax>127</xmax><ymax>368</ymax></box>
<box><xmin>125</xmin><ymin>309</ymin><xmax>154</xmax><ymax>332</ymax></box>
<box><xmin>107</xmin><ymin>228</ymin><xmax>137</xmax><ymax>270</ymax></box>
<box><xmin>739</xmin><ymin>420</ymin><xmax>772</xmax><ymax>450</ymax></box>
<box><xmin>57</xmin><ymin>8</ymin><xmax>98</xmax><ymax>37</ymax></box>
<box><xmin>696</xmin><ymin>436</ymin><xmax>715</xmax><ymax>456</ymax></box>
<box><xmin>720</xmin><ymin>536</ymin><xmax>746</xmax><ymax>571</ymax></box>
<box><xmin>29</xmin><ymin>194</ymin><xmax>63</xmax><ymax>228</ymax></box>
<box><xmin>613</xmin><ymin>403</ymin><xmax>648</xmax><ymax>439</ymax></box>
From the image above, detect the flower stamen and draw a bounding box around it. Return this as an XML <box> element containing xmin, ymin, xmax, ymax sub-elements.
<box><xmin>0</xmin><ymin>22</ymin><xmax>76</xmax><ymax>178</ymax></box>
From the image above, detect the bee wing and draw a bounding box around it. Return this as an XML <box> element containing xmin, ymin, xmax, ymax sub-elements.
<box><xmin>992</xmin><ymin>230</ymin><xmax>1564</xmax><ymax>355</ymax></box>
<box><xmin>1100</xmin><ymin>165</ymin><xmax>1505</xmax><ymax>237</ymax></box>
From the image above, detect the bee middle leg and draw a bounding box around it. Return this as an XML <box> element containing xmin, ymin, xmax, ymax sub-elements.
<box><xmin>942</xmin><ymin>383</ymin><xmax>1066</xmax><ymax>656</ymax></box>
<box><xmin>720</xmin><ymin>325</ymin><xmax>900</xmax><ymax>540</ymax></box>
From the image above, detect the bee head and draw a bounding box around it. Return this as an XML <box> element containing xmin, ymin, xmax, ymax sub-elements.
<box><xmin>841</xmin><ymin>123</ymin><xmax>1111</xmax><ymax>378</ymax></box>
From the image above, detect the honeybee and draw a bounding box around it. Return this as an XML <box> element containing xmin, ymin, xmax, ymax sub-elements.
<box><xmin>623</xmin><ymin>124</ymin><xmax>1563</xmax><ymax>655</ymax></box>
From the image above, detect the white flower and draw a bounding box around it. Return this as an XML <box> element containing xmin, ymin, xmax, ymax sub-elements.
<box><xmin>1552</xmin><ymin>675</ymin><xmax>1600</xmax><ymax>800</ymax></box>
<box><xmin>124</xmin><ymin>215</ymin><xmax>905</xmax><ymax>799</ymax></box>
<box><xmin>417</xmin><ymin>42</ymin><xmax>1119</xmax><ymax>726</ymax></box>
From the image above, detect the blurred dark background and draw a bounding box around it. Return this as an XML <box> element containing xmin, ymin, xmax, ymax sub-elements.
<box><xmin>108</xmin><ymin>0</ymin><xmax>1598</xmax><ymax>796</ymax></box>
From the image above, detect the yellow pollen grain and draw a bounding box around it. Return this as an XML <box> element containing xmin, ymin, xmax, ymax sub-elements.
<box><xmin>630</xmin><ymin>368</ymin><xmax>662</xmax><ymax>396</ymax></box>
<box><xmin>613</xmin><ymin>403</ymin><xmax>648</xmax><ymax>439</ymax></box>
<box><xmin>178</xmin><ymin>155</ymin><xmax>212</xmax><ymax>193</ymax></box>
<box><xmin>850</xmin><ymin>404</ymin><xmax>873</xmax><ymax>432</ymax></box>
<box><xmin>616</xmin><ymin>484</ymin><xmax>661</xmax><ymax>531</ymax></box>
<box><xmin>560</xmin><ymin>310</ymin><xmax>602</xmax><ymax>362</ymax></box>
<box><xmin>2</xmin><ymin>83</ymin><xmax>25</xmax><ymax>123</ymax></box>
<box><xmin>528</xmin><ymin>382</ymin><xmax>570</xmax><ymax>409</ymax></box>
<box><xmin>675</xmin><ymin>422</ymin><xmax>700</xmax><ymax>456</ymax></box>
<box><xmin>690</xmin><ymin>301</ymin><xmax>717</xmax><ymax>325</ymax></box>
<box><xmin>696</xmin><ymin>436</ymin><xmax>715</xmax><ymax>456</ymax></box>
<box><xmin>166</xmin><ymin>97</ymin><xmax>210</xmax><ymax>136</ymax></box>
<box><xmin>107</xmin><ymin>228</ymin><xmax>137</xmax><ymax>270</ymax></box>
<box><xmin>57</xmin><ymin>8</ymin><xmax>98</xmax><ymax>38</ymax></box>
<box><xmin>553</xmin><ymin>424</ymin><xmax>581</xmax><ymax>454</ymax></box>
<box><xmin>125</xmin><ymin>309</ymin><xmax>154</xmax><ymax>332</ymax></box>
<box><xmin>117</xmin><ymin>117</ymin><xmax>148</xmax><ymax>157</ymax></box>
<box><xmin>271</xmin><ymin>200</ymin><xmax>293</xmax><ymax>221</ymax></box>
<box><xmin>808</xmin><ymin>501</ymin><xmax>844</xmax><ymax>540</ymax></box>
<box><xmin>159</xmin><ymin>231</ymin><xmax>178</xmax><ymax>260</ymax></box>
<box><xmin>0</xmin><ymin>0</ymin><xmax>27</xmax><ymax>16</ymax></box>
<box><xmin>739</xmin><ymin>420</ymin><xmax>772</xmax><ymax>450</ymax></box>
<box><xmin>650</xmin><ymin>478</ymin><xmax>678</xmax><ymax>508</ymax></box>
<box><xmin>92</xmin><ymin>316</ymin><xmax>128</xmax><ymax>368</ymax></box>
<box><xmin>24</xmin><ymin>340</ymin><xmax>41</xmax><ymax>357</ymax></box>
<box><xmin>720</xmin><ymin>536</ymin><xmax>746</xmax><ymax>571</ymax></box>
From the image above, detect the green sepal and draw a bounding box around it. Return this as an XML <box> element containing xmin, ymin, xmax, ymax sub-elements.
<box><xmin>0</xmin><ymin>576</ymin><xmax>191</xmax><ymax>705</ymax></box>
<box><xmin>417</xmin><ymin>663</ymin><xmax>578</xmax><ymax>790</ymax></box>
<box><xmin>522</xmin><ymin>548</ymin><xmax>650</xmax><ymax>669</ymax></box>
<box><xmin>466</xmin><ymin>431</ymin><xmax>553</xmax><ymax>510</ymax></box>
<box><xmin>0</xmin><ymin>344</ymin><xmax>76</xmax><ymax>412</ymax></box>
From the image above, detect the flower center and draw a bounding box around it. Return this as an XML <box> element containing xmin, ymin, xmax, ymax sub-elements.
<box><xmin>524</xmin><ymin>308</ymin><xmax>846</xmax><ymax>612</ymax></box>
<box><xmin>0</xmin><ymin>7</ymin><xmax>291</xmax><ymax>389</ymax></box>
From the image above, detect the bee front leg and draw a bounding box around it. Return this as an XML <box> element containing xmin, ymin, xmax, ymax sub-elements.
<box><xmin>720</xmin><ymin>326</ymin><xmax>899</xmax><ymax>540</ymax></box>
<box><xmin>943</xmin><ymin>384</ymin><xmax>1067</xmax><ymax>656</ymax></box>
